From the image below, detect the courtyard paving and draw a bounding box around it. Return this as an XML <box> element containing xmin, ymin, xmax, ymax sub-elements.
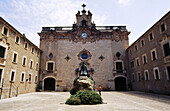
<box><xmin>0</xmin><ymin>91</ymin><xmax>170</xmax><ymax>111</ymax></box>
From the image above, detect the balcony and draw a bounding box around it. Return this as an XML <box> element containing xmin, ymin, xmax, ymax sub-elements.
<box><xmin>42</xmin><ymin>70</ymin><xmax>57</xmax><ymax>78</ymax></box>
<box><xmin>113</xmin><ymin>70</ymin><xmax>127</xmax><ymax>77</ymax></box>
<box><xmin>164</xmin><ymin>55</ymin><xmax>170</xmax><ymax>63</ymax></box>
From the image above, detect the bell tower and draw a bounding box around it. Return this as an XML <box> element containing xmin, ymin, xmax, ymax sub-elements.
<box><xmin>75</xmin><ymin>4</ymin><xmax>93</xmax><ymax>27</ymax></box>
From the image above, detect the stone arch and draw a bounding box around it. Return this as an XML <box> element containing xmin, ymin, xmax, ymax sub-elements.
<box><xmin>43</xmin><ymin>76</ymin><xmax>56</xmax><ymax>91</ymax></box>
<box><xmin>82</xmin><ymin>20</ymin><xmax>87</xmax><ymax>26</ymax></box>
<box><xmin>114</xmin><ymin>76</ymin><xmax>127</xmax><ymax>91</ymax></box>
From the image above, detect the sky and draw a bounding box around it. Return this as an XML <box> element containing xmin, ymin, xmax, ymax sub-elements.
<box><xmin>0</xmin><ymin>0</ymin><xmax>169</xmax><ymax>47</ymax></box>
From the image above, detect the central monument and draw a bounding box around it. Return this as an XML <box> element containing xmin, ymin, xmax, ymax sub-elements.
<box><xmin>73</xmin><ymin>61</ymin><xmax>95</xmax><ymax>93</ymax></box>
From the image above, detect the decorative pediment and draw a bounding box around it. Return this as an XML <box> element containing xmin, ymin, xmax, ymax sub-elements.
<box><xmin>0</xmin><ymin>36</ymin><xmax>10</xmax><ymax>46</ymax></box>
<box><xmin>160</xmin><ymin>33</ymin><xmax>170</xmax><ymax>44</ymax></box>
<box><xmin>70</xmin><ymin>27</ymin><xmax>100</xmax><ymax>43</ymax></box>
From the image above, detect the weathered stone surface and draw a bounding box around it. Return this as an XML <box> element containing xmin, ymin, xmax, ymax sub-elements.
<box><xmin>75</xmin><ymin>76</ymin><xmax>94</xmax><ymax>92</ymax></box>
<box><xmin>0</xmin><ymin>18</ymin><xmax>41</xmax><ymax>99</ymax></box>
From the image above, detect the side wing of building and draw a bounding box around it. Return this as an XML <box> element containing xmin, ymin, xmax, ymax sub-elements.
<box><xmin>126</xmin><ymin>11</ymin><xmax>170</xmax><ymax>94</ymax></box>
<box><xmin>0</xmin><ymin>17</ymin><xmax>41</xmax><ymax>99</ymax></box>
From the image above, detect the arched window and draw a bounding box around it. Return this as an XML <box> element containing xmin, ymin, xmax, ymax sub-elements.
<box><xmin>78</xmin><ymin>49</ymin><xmax>91</xmax><ymax>61</ymax></box>
<box><xmin>82</xmin><ymin>20</ymin><xmax>87</xmax><ymax>26</ymax></box>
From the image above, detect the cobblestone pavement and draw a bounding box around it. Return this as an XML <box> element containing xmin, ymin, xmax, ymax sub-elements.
<box><xmin>0</xmin><ymin>91</ymin><xmax>170</xmax><ymax>111</ymax></box>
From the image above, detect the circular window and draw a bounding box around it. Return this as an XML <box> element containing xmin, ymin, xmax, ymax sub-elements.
<box><xmin>78</xmin><ymin>49</ymin><xmax>91</xmax><ymax>61</ymax></box>
<box><xmin>81</xmin><ymin>53</ymin><xmax>88</xmax><ymax>60</ymax></box>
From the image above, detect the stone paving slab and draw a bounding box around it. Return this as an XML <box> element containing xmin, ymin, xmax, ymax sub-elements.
<box><xmin>0</xmin><ymin>91</ymin><xmax>170</xmax><ymax>111</ymax></box>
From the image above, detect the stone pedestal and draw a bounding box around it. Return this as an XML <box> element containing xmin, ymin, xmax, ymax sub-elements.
<box><xmin>75</xmin><ymin>76</ymin><xmax>94</xmax><ymax>92</ymax></box>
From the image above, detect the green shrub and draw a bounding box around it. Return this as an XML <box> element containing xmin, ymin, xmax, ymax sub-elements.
<box><xmin>65</xmin><ymin>95</ymin><xmax>81</xmax><ymax>105</ymax></box>
<box><xmin>88</xmin><ymin>77</ymin><xmax>94</xmax><ymax>81</ymax></box>
<box><xmin>73</xmin><ymin>77</ymin><xmax>80</xmax><ymax>86</ymax></box>
<box><xmin>70</xmin><ymin>88</ymin><xmax>76</xmax><ymax>95</ymax></box>
<box><xmin>65</xmin><ymin>90</ymin><xmax>103</xmax><ymax>105</ymax></box>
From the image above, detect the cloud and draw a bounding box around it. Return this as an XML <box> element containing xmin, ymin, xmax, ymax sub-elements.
<box><xmin>93</xmin><ymin>15</ymin><xmax>107</xmax><ymax>26</ymax></box>
<box><xmin>118</xmin><ymin>0</ymin><xmax>131</xmax><ymax>6</ymax></box>
<box><xmin>0</xmin><ymin>0</ymin><xmax>80</xmax><ymax>46</ymax></box>
<box><xmin>0</xmin><ymin>0</ymin><xmax>107</xmax><ymax>46</ymax></box>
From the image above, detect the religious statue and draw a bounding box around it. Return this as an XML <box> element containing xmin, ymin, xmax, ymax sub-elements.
<box><xmin>80</xmin><ymin>62</ymin><xmax>89</xmax><ymax>76</ymax></box>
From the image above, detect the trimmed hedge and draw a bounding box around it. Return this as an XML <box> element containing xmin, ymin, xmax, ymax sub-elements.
<box><xmin>70</xmin><ymin>88</ymin><xmax>76</xmax><ymax>95</ymax></box>
<box><xmin>65</xmin><ymin>90</ymin><xmax>103</xmax><ymax>105</ymax></box>
<box><xmin>65</xmin><ymin>95</ymin><xmax>81</xmax><ymax>105</ymax></box>
<box><xmin>73</xmin><ymin>77</ymin><xmax>80</xmax><ymax>86</ymax></box>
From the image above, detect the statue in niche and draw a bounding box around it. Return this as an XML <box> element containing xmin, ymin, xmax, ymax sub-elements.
<box><xmin>80</xmin><ymin>62</ymin><xmax>89</xmax><ymax>76</ymax></box>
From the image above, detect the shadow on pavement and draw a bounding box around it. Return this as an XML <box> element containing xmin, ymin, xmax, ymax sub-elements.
<box><xmin>116</xmin><ymin>91</ymin><xmax>170</xmax><ymax>104</ymax></box>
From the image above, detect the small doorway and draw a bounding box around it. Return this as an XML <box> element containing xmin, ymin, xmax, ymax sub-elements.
<box><xmin>115</xmin><ymin>77</ymin><xmax>126</xmax><ymax>91</ymax></box>
<box><xmin>44</xmin><ymin>78</ymin><xmax>55</xmax><ymax>91</ymax></box>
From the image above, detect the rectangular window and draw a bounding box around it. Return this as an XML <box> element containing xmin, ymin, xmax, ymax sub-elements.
<box><xmin>129</xmin><ymin>50</ymin><xmax>131</xmax><ymax>55</ymax></box>
<box><xmin>13</xmin><ymin>53</ymin><xmax>17</xmax><ymax>63</ymax></box>
<box><xmin>23</xmin><ymin>57</ymin><xmax>26</xmax><ymax>66</ymax></box>
<box><xmin>142</xmin><ymin>54</ymin><xmax>147</xmax><ymax>64</ymax></box>
<box><xmin>136</xmin><ymin>58</ymin><xmax>140</xmax><ymax>66</ymax></box>
<box><xmin>132</xmin><ymin>74</ymin><xmax>135</xmax><ymax>82</ymax></box>
<box><xmin>161</xmin><ymin>23</ymin><xmax>166</xmax><ymax>32</ymax></box>
<box><xmin>151</xmin><ymin>49</ymin><xmax>157</xmax><ymax>61</ymax></box>
<box><xmin>163</xmin><ymin>43</ymin><xmax>170</xmax><ymax>57</ymax></box>
<box><xmin>15</xmin><ymin>36</ymin><xmax>20</xmax><ymax>44</ymax></box>
<box><xmin>32</xmin><ymin>48</ymin><xmax>34</xmax><ymax>53</ymax></box>
<box><xmin>135</xmin><ymin>45</ymin><xmax>138</xmax><ymax>51</ymax></box>
<box><xmin>138</xmin><ymin>72</ymin><xmax>141</xmax><ymax>81</ymax></box>
<box><xmin>37</xmin><ymin>51</ymin><xmax>40</xmax><ymax>57</ymax></box>
<box><xmin>0</xmin><ymin>46</ymin><xmax>6</xmax><ymax>58</ymax></box>
<box><xmin>130</xmin><ymin>61</ymin><xmax>134</xmax><ymax>68</ymax></box>
<box><xmin>152</xmin><ymin>52</ymin><xmax>156</xmax><ymax>60</ymax></box>
<box><xmin>35</xmin><ymin>75</ymin><xmax>37</xmax><ymax>83</ymax></box>
<box><xmin>144</xmin><ymin>70</ymin><xmax>149</xmax><ymax>80</ymax></box>
<box><xmin>47</xmin><ymin>63</ymin><xmax>54</xmax><ymax>71</ymax></box>
<box><xmin>167</xmin><ymin>66</ymin><xmax>170</xmax><ymax>80</ymax></box>
<box><xmin>24</xmin><ymin>42</ymin><xmax>28</xmax><ymax>49</ymax></box>
<box><xmin>29</xmin><ymin>74</ymin><xmax>32</xmax><ymax>82</ymax></box>
<box><xmin>3</xmin><ymin>27</ymin><xmax>8</xmax><ymax>36</ymax></box>
<box><xmin>141</xmin><ymin>40</ymin><xmax>145</xmax><ymax>47</ymax></box>
<box><xmin>20</xmin><ymin>73</ymin><xmax>25</xmax><ymax>82</ymax></box>
<box><xmin>10</xmin><ymin>71</ymin><xmax>15</xmax><ymax>82</ymax></box>
<box><xmin>116</xmin><ymin>62</ymin><xmax>123</xmax><ymax>73</ymax></box>
<box><xmin>149</xmin><ymin>33</ymin><xmax>154</xmax><ymax>41</ymax></box>
<box><xmin>36</xmin><ymin>63</ymin><xmax>38</xmax><ymax>71</ymax></box>
<box><xmin>30</xmin><ymin>60</ymin><xmax>33</xmax><ymax>69</ymax></box>
<box><xmin>153</xmin><ymin>67</ymin><xmax>160</xmax><ymax>80</ymax></box>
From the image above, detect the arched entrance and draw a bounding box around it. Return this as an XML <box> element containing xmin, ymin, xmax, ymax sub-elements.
<box><xmin>44</xmin><ymin>78</ymin><xmax>55</xmax><ymax>91</ymax></box>
<box><xmin>115</xmin><ymin>77</ymin><xmax>126</xmax><ymax>91</ymax></box>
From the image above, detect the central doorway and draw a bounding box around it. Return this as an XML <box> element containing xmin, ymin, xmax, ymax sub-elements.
<box><xmin>44</xmin><ymin>78</ymin><xmax>55</xmax><ymax>91</ymax></box>
<box><xmin>115</xmin><ymin>77</ymin><xmax>126</xmax><ymax>91</ymax></box>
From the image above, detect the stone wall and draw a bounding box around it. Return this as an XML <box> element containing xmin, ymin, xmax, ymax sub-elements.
<box><xmin>0</xmin><ymin>18</ymin><xmax>40</xmax><ymax>99</ymax></box>
<box><xmin>40</xmin><ymin>37</ymin><xmax>129</xmax><ymax>91</ymax></box>
<box><xmin>127</xmin><ymin>12</ymin><xmax>170</xmax><ymax>94</ymax></box>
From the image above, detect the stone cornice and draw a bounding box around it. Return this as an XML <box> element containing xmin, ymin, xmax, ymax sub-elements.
<box><xmin>39</xmin><ymin>26</ymin><xmax>130</xmax><ymax>43</ymax></box>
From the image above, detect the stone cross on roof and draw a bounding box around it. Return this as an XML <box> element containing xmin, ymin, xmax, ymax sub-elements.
<box><xmin>82</xmin><ymin>4</ymin><xmax>86</xmax><ymax>10</ymax></box>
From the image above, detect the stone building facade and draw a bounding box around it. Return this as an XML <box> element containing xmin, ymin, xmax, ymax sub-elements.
<box><xmin>126</xmin><ymin>11</ymin><xmax>170</xmax><ymax>94</ymax></box>
<box><xmin>0</xmin><ymin>17</ymin><xmax>41</xmax><ymax>99</ymax></box>
<box><xmin>38</xmin><ymin>6</ymin><xmax>130</xmax><ymax>91</ymax></box>
<box><xmin>1</xmin><ymin>5</ymin><xmax>169</xmax><ymax>98</ymax></box>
